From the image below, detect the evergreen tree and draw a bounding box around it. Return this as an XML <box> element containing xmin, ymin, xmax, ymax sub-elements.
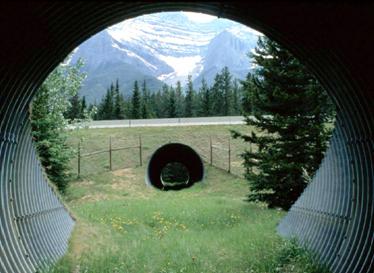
<box><xmin>149</xmin><ymin>90</ymin><xmax>161</xmax><ymax>118</ymax></box>
<box><xmin>175</xmin><ymin>81</ymin><xmax>184</xmax><ymax>117</ymax></box>
<box><xmin>232</xmin><ymin>79</ymin><xmax>242</xmax><ymax>115</ymax></box>
<box><xmin>31</xmin><ymin>60</ymin><xmax>85</xmax><ymax>192</ymax></box>
<box><xmin>80</xmin><ymin>96</ymin><xmax>87</xmax><ymax>118</ymax></box>
<box><xmin>141</xmin><ymin>80</ymin><xmax>152</xmax><ymax>118</ymax></box>
<box><xmin>99</xmin><ymin>86</ymin><xmax>114</xmax><ymax>120</ymax></box>
<box><xmin>240</xmin><ymin>73</ymin><xmax>256</xmax><ymax>116</ymax></box>
<box><xmin>232</xmin><ymin>36</ymin><xmax>334</xmax><ymax>210</ymax></box>
<box><xmin>222</xmin><ymin>66</ymin><xmax>233</xmax><ymax>115</ymax></box>
<box><xmin>131</xmin><ymin>80</ymin><xmax>141</xmax><ymax>119</ymax></box>
<box><xmin>149</xmin><ymin>92</ymin><xmax>157</xmax><ymax>117</ymax></box>
<box><xmin>88</xmin><ymin>102</ymin><xmax>97</xmax><ymax>120</ymax></box>
<box><xmin>200</xmin><ymin>78</ymin><xmax>211</xmax><ymax>116</ymax></box>
<box><xmin>114</xmin><ymin>79</ymin><xmax>126</xmax><ymax>119</ymax></box>
<box><xmin>110</xmin><ymin>83</ymin><xmax>116</xmax><ymax>119</ymax></box>
<box><xmin>211</xmin><ymin>72</ymin><xmax>224</xmax><ymax>116</ymax></box>
<box><xmin>65</xmin><ymin>93</ymin><xmax>82</xmax><ymax>120</ymax></box>
<box><xmin>168</xmin><ymin>86</ymin><xmax>177</xmax><ymax>118</ymax></box>
<box><xmin>160</xmin><ymin>84</ymin><xmax>170</xmax><ymax>118</ymax></box>
<box><xmin>184</xmin><ymin>75</ymin><xmax>195</xmax><ymax>117</ymax></box>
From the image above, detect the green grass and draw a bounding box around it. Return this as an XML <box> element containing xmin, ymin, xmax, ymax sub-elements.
<box><xmin>66</xmin><ymin>124</ymin><xmax>257</xmax><ymax>177</ymax></box>
<box><xmin>46</xmin><ymin>125</ymin><xmax>329</xmax><ymax>273</ymax></box>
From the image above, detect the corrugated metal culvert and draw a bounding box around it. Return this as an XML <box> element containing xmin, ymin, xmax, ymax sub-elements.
<box><xmin>0</xmin><ymin>2</ymin><xmax>372</xmax><ymax>273</ymax></box>
<box><xmin>146</xmin><ymin>143</ymin><xmax>204</xmax><ymax>190</ymax></box>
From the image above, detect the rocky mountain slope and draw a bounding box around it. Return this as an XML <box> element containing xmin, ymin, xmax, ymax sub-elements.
<box><xmin>70</xmin><ymin>12</ymin><xmax>260</xmax><ymax>102</ymax></box>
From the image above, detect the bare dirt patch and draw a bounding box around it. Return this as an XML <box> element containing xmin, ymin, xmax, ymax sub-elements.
<box><xmin>80</xmin><ymin>193</ymin><xmax>111</xmax><ymax>202</ymax></box>
<box><xmin>77</xmin><ymin>179</ymin><xmax>94</xmax><ymax>186</ymax></box>
<box><xmin>111</xmin><ymin>168</ymin><xmax>155</xmax><ymax>198</ymax></box>
<box><xmin>113</xmin><ymin>168</ymin><xmax>136</xmax><ymax>179</ymax></box>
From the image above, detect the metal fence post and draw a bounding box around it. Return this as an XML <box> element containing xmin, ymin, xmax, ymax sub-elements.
<box><xmin>210</xmin><ymin>136</ymin><xmax>213</xmax><ymax>166</ymax></box>
<box><xmin>109</xmin><ymin>136</ymin><xmax>112</xmax><ymax>171</ymax></box>
<box><xmin>228</xmin><ymin>135</ymin><xmax>231</xmax><ymax>173</ymax></box>
<box><xmin>77</xmin><ymin>142</ymin><xmax>81</xmax><ymax>178</ymax></box>
<box><xmin>139</xmin><ymin>135</ymin><xmax>143</xmax><ymax>166</ymax></box>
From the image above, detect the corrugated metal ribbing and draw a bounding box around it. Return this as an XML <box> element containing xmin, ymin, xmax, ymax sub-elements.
<box><xmin>0</xmin><ymin>117</ymin><xmax>75</xmax><ymax>273</ymax></box>
<box><xmin>278</xmin><ymin>111</ymin><xmax>374</xmax><ymax>273</ymax></box>
<box><xmin>0</xmin><ymin>2</ymin><xmax>373</xmax><ymax>273</ymax></box>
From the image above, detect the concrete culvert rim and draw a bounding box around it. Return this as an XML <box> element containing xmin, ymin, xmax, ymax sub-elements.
<box><xmin>146</xmin><ymin>143</ymin><xmax>204</xmax><ymax>191</ymax></box>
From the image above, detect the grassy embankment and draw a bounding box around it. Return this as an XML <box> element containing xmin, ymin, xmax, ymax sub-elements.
<box><xmin>47</xmin><ymin>125</ymin><xmax>328</xmax><ymax>273</ymax></box>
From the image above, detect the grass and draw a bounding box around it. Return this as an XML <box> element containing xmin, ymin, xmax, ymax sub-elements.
<box><xmin>66</xmin><ymin>124</ymin><xmax>257</xmax><ymax>177</ymax></box>
<box><xmin>46</xmin><ymin>125</ymin><xmax>329</xmax><ymax>273</ymax></box>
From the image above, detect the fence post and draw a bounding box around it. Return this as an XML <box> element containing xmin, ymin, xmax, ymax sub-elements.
<box><xmin>210</xmin><ymin>136</ymin><xmax>213</xmax><ymax>166</ymax></box>
<box><xmin>77</xmin><ymin>142</ymin><xmax>81</xmax><ymax>178</ymax></box>
<box><xmin>228</xmin><ymin>135</ymin><xmax>231</xmax><ymax>173</ymax></box>
<box><xmin>109</xmin><ymin>136</ymin><xmax>112</xmax><ymax>171</ymax></box>
<box><xmin>139</xmin><ymin>135</ymin><xmax>143</xmax><ymax>166</ymax></box>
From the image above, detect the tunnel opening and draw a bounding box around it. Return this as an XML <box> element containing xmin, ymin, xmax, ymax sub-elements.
<box><xmin>0</xmin><ymin>3</ymin><xmax>373</xmax><ymax>273</ymax></box>
<box><xmin>160</xmin><ymin>162</ymin><xmax>190</xmax><ymax>187</ymax></box>
<box><xmin>147</xmin><ymin>143</ymin><xmax>204</xmax><ymax>190</ymax></box>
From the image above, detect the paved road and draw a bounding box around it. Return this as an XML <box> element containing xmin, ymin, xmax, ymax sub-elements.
<box><xmin>68</xmin><ymin>116</ymin><xmax>246</xmax><ymax>129</ymax></box>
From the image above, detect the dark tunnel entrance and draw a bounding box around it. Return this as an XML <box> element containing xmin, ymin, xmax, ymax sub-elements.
<box><xmin>146</xmin><ymin>143</ymin><xmax>204</xmax><ymax>190</ymax></box>
<box><xmin>0</xmin><ymin>2</ymin><xmax>373</xmax><ymax>273</ymax></box>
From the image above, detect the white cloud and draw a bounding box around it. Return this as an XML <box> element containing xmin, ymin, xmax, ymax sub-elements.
<box><xmin>182</xmin><ymin>11</ymin><xmax>217</xmax><ymax>23</ymax></box>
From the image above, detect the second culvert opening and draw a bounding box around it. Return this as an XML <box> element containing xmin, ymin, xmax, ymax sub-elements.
<box><xmin>146</xmin><ymin>143</ymin><xmax>204</xmax><ymax>190</ymax></box>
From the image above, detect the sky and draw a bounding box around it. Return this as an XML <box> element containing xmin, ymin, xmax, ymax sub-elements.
<box><xmin>182</xmin><ymin>11</ymin><xmax>263</xmax><ymax>36</ymax></box>
<box><xmin>182</xmin><ymin>11</ymin><xmax>217</xmax><ymax>23</ymax></box>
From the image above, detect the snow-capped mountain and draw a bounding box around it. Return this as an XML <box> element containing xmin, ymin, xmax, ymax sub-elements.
<box><xmin>70</xmin><ymin>12</ymin><xmax>260</xmax><ymax>102</ymax></box>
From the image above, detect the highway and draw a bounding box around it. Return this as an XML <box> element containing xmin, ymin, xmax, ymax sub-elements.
<box><xmin>68</xmin><ymin>116</ymin><xmax>246</xmax><ymax>129</ymax></box>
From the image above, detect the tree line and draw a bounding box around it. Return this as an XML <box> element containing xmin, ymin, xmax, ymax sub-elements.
<box><xmin>66</xmin><ymin>67</ymin><xmax>244</xmax><ymax>121</ymax></box>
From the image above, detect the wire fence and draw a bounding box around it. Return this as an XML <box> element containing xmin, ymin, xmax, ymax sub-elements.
<box><xmin>72</xmin><ymin>130</ymin><xmax>254</xmax><ymax>178</ymax></box>
<box><xmin>77</xmin><ymin>136</ymin><xmax>143</xmax><ymax>177</ymax></box>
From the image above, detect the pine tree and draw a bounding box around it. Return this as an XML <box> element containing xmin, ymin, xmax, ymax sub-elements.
<box><xmin>109</xmin><ymin>82</ymin><xmax>116</xmax><ymax>119</ymax></box>
<box><xmin>184</xmin><ymin>75</ymin><xmax>195</xmax><ymax>117</ymax></box>
<box><xmin>149</xmin><ymin>90</ymin><xmax>163</xmax><ymax>118</ymax></box>
<box><xmin>149</xmin><ymin>92</ymin><xmax>157</xmax><ymax>117</ymax></box>
<box><xmin>222</xmin><ymin>66</ymin><xmax>233</xmax><ymax>116</ymax></box>
<box><xmin>175</xmin><ymin>81</ymin><xmax>184</xmax><ymax>117</ymax></box>
<box><xmin>65</xmin><ymin>93</ymin><xmax>82</xmax><ymax>120</ymax></box>
<box><xmin>114</xmin><ymin>79</ymin><xmax>126</xmax><ymax>119</ymax></box>
<box><xmin>232</xmin><ymin>36</ymin><xmax>334</xmax><ymax>210</ymax></box>
<box><xmin>99</xmin><ymin>87</ymin><xmax>114</xmax><ymax>120</ymax></box>
<box><xmin>31</xmin><ymin>60</ymin><xmax>85</xmax><ymax>192</ymax></box>
<box><xmin>211</xmin><ymin>72</ymin><xmax>224</xmax><ymax>116</ymax></box>
<box><xmin>200</xmin><ymin>78</ymin><xmax>211</xmax><ymax>116</ymax></box>
<box><xmin>141</xmin><ymin>80</ymin><xmax>152</xmax><ymax>118</ymax></box>
<box><xmin>160</xmin><ymin>84</ymin><xmax>170</xmax><ymax>118</ymax></box>
<box><xmin>80</xmin><ymin>96</ymin><xmax>87</xmax><ymax>118</ymax></box>
<box><xmin>168</xmin><ymin>86</ymin><xmax>177</xmax><ymax>118</ymax></box>
<box><xmin>232</xmin><ymin>79</ymin><xmax>242</xmax><ymax>115</ymax></box>
<box><xmin>131</xmin><ymin>80</ymin><xmax>141</xmax><ymax>119</ymax></box>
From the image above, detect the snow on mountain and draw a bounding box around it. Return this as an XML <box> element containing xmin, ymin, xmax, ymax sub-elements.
<box><xmin>71</xmin><ymin>12</ymin><xmax>261</xmax><ymax>102</ymax></box>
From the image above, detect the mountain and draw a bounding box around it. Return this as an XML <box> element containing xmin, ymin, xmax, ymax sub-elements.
<box><xmin>70</xmin><ymin>12</ymin><xmax>260</xmax><ymax>103</ymax></box>
<box><xmin>193</xmin><ymin>30</ymin><xmax>257</xmax><ymax>88</ymax></box>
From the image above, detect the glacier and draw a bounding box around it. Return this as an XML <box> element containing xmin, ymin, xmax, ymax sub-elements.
<box><xmin>70</xmin><ymin>11</ymin><xmax>261</xmax><ymax>102</ymax></box>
